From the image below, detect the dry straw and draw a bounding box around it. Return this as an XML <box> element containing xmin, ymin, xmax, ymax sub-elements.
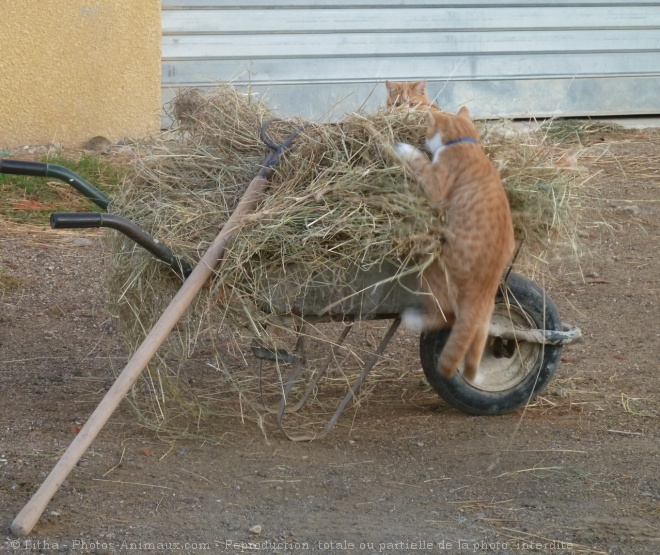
<box><xmin>104</xmin><ymin>83</ymin><xmax>585</xmax><ymax>439</ymax></box>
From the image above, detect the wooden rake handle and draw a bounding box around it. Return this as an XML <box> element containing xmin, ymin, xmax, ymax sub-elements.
<box><xmin>11</xmin><ymin>121</ymin><xmax>302</xmax><ymax>536</ymax></box>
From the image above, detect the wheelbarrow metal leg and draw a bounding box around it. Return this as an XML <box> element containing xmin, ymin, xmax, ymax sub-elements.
<box><xmin>259</xmin><ymin>321</ymin><xmax>354</xmax><ymax>416</ymax></box>
<box><xmin>278</xmin><ymin>318</ymin><xmax>401</xmax><ymax>442</ymax></box>
<box><xmin>259</xmin><ymin>323</ymin><xmax>308</xmax><ymax>414</ymax></box>
<box><xmin>267</xmin><ymin>322</ymin><xmax>354</xmax><ymax>418</ymax></box>
<box><xmin>286</xmin><ymin>323</ymin><xmax>354</xmax><ymax>413</ymax></box>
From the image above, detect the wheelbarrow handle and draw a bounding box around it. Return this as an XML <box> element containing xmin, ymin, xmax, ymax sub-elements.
<box><xmin>0</xmin><ymin>159</ymin><xmax>110</xmax><ymax>210</ymax></box>
<box><xmin>50</xmin><ymin>212</ymin><xmax>193</xmax><ymax>278</ymax></box>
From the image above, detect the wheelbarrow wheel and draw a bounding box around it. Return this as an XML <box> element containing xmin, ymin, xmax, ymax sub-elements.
<box><xmin>419</xmin><ymin>272</ymin><xmax>563</xmax><ymax>415</ymax></box>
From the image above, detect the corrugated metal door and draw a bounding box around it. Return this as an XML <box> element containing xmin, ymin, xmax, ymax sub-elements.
<box><xmin>162</xmin><ymin>1</ymin><xmax>660</xmax><ymax>121</ymax></box>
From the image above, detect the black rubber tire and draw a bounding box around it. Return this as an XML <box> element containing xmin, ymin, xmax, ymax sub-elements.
<box><xmin>419</xmin><ymin>272</ymin><xmax>563</xmax><ymax>415</ymax></box>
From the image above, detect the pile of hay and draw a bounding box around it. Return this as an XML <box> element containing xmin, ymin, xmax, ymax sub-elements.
<box><xmin>105</xmin><ymin>83</ymin><xmax>584</xmax><ymax>438</ymax></box>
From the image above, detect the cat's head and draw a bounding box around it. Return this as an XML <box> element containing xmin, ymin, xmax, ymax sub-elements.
<box><xmin>385</xmin><ymin>80</ymin><xmax>431</xmax><ymax>108</ymax></box>
<box><xmin>425</xmin><ymin>107</ymin><xmax>479</xmax><ymax>152</ymax></box>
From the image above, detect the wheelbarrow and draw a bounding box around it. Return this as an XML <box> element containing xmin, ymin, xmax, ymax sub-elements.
<box><xmin>0</xmin><ymin>127</ymin><xmax>581</xmax><ymax>441</ymax></box>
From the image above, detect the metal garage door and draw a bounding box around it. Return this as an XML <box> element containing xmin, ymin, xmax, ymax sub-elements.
<box><xmin>162</xmin><ymin>1</ymin><xmax>660</xmax><ymax>122</ymax></box>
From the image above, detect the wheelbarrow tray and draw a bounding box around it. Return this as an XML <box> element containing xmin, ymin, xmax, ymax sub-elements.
<box><xmin>257</xmin><ymin>260</ymin><xmax>424</xmax><ymax>320</ymax></box>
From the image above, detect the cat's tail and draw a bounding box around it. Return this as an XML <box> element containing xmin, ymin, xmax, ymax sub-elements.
<box><xmin>436</xmin><ymin>300</ymin><xmax>494</xmax><ymax>384</ymax></box>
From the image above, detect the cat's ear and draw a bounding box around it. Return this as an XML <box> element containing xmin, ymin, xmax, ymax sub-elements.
<box><xmin>413</xmin><ymin>80</ymin><xmax>427</xmax><ymax>95</ymax></box>
<box><xmin>385</xmin><ymin>80</ymin><xmax>396</xmax><ymax>94</ymax></box>
<box><xmin>457</xmin><ymin>106</ymin><xmax>471</xmax><ymax>120</ymax></box>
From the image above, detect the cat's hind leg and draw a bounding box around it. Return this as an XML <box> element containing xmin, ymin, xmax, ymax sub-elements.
<box><xmin>444</xmin><ymin>295</ymin><xmax>494</xmax><ymax>383</ymax></box>
<box><xmin>435</xmin><ymin>310</ymin><xmax>480</xmax><ymax>379</ymax></box>
<box><xmin>462</xmin><ymin>312</ymin><xmax>491</xmax><ymax>385</ymax></box>
<box><xmin>436</xmin><ymin>287</ymin><xmax>498</xmax><ymax>379</ymax></box>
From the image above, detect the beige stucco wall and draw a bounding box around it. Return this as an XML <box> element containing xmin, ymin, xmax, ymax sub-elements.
<box><xmin>0</xmin><ymin>1</ymin><xmax>161</xmax><ymax>148</ymax></box>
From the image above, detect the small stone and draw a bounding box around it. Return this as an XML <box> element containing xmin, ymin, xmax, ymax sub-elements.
<box><xmin>586</xmin><ymin>271</ymin><xmax>600</xmax><ymax>278</ymax></box>
<box><xmin>249</xmin><ymin>524</ymin><xmax>262</xmax><ymax>535</ymax></box>
<box><xmin>71</xmin><ymin>237</ymin><xmax>95</xmax><ymax>247</ymax></box>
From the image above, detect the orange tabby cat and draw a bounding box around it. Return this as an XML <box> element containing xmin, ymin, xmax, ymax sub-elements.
<box><xmin>385</xmin><ymin>80</ymin><xmax>439</xmax><ymax>110</ymax></box>
<box><xmin>395</xmin><ymin>107</ymin><xmax>515</xmax><ymax>383</ymax></box>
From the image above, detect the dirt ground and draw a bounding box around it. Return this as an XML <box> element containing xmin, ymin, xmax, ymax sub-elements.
<box><xmin>1</xmin><ymin>125</ymin><xmax>658</xmax><ymax>555</ymax></box>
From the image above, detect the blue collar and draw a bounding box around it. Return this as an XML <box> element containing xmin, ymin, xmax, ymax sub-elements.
<box><xmin>444</xmin><ymin>137</ymin><xmax>477</xmax><ymax>147</ymax></box>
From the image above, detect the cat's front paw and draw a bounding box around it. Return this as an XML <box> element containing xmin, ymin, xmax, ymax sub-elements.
<box><xmin>395</xmin><ymin>142</ymin><xmax>420</xmax><ymax>162</ymax></box>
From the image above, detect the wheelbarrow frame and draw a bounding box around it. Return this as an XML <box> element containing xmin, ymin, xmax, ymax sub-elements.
<box><xmin>1</xmin><ymin>141</ymin><xmax>581</xmax><ymax>442</ymax></box>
